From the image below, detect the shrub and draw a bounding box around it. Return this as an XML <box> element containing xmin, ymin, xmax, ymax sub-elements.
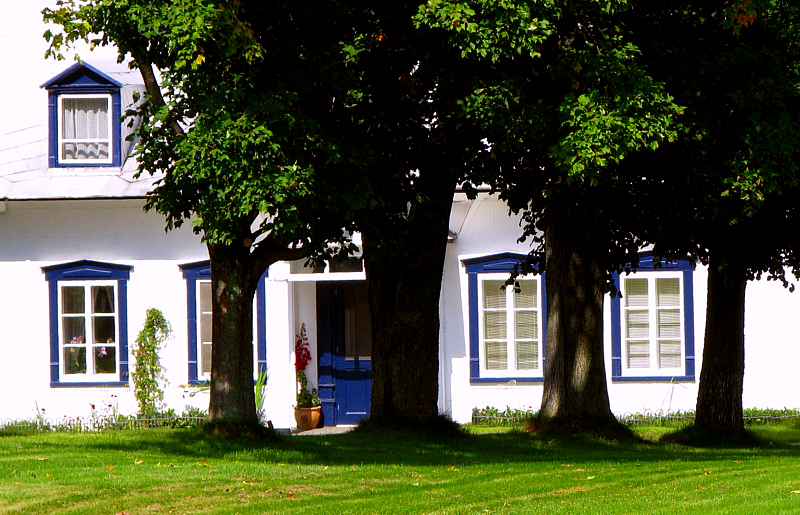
<box><xmin>132</xmin><ymin>308</ymin><xmax>172</xmax><ymax>417</ymax></box>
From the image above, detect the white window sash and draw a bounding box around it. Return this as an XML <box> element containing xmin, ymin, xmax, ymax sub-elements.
<box><xmin>57</xmin><ymin>93</ymin><xmax>113</xmax><ymax>164</ymax></box>
<box><xmin>478</xmin><ymin>273</ymin><xmax>543</xmax><ymax>378</ymax></box>
<box><xmin>620</xmin><ymin>271</ymin><xmax>685</xmax><ymax>376</ymax></box>
<box><xmin>194</xmin><ymin>279</ymin><xmax>261</xmax><ymax>381</ymax></box>
<box><xmin>57</xmin><ymin>280</ymin><xmax>120</xmax><ymax>382</ymax></box>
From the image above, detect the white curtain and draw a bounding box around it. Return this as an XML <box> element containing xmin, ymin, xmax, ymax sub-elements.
<box><xmin>61</xmin><ymin>97</ymin><xmax>109</xmax><ymax>160</ymax></box>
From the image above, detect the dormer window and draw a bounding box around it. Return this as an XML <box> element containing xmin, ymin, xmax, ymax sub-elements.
<box><xmin>41</xmin><ymin>61</ymin><xmax>143</xmax><ymax>169</ymax></box>
<box><xmin>58</xmin><ymin>93</ymin><xmax>113</xmax><ymax>164</ymax></box>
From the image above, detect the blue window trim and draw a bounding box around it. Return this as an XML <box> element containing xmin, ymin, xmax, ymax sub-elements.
<box><xmin>610</xmin><ymin>254</ymin><xmax>696</xmax><ymax>382</ymax></box>
<box><xmin>41</xmin><ymin>62</ymin><xmax>123</xmax><ymax>168</ymax></box>
<box><xmin>180</xmin><ymin>261</ymin><xmax>268</xmax><ymax>385</ymax></box>
<box><xmin>463</xmin><ymin>253</ymin><xmax>547</xmax><ymax>384</ymax></box>
<box><xmin>42</xmin><ymin>260</ymin><xmax>132</xmax><ymax>388</ymax></box>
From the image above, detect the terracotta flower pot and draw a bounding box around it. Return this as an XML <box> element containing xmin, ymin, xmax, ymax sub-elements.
<box><xmin>294</xmin><ymin>406</ymin><xmax>322</xmax><ymax>430</ymax></box>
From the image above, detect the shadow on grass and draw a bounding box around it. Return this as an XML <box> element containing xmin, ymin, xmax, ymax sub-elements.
<box><xmin>13</xmin><ymin>420</ymin><xmax>800</xmax><ymax>470</ymax></box>
<box><xmin>660</xmin><ymin>422</ymin><xmax>800</xmax><ymax>450</ymax></box>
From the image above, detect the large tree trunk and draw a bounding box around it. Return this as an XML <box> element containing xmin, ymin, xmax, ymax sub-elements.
<box><xmin>207</xmin><ymin>243</ymin><xmax>264</xmax><ymax>425</ymax></box>
<box><xmin>536</xmin><ymin>202</ymin><xmax>622</xmax><ymax>435</ymax></box>
<box><xmin>363</xmin><ymin>186</ymin><xmax>453</xmax><ymax>423</ymax></box>
<box><xmin>694</xmin><ymin>252</ymin><xmax>747</xmax><ymax>441</ymax></box>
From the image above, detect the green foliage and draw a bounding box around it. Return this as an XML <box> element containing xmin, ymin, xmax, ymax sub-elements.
<box><xmin>254</xmin><ymin>368</ymin><xmax>268</xmax><ymax>419</ymax></box>
<box><xmin>296</xmin><ymin>370</ymin><xmax>321</xmax><ymax>408</ymax></box>
<box><xmin>416</xmin><ymin>0</ymin><xmax>554</xmax><ymax>61</ymax></box>
<box><xmin>132</xmin><ymin>308</ymin><xmax>172</xmax><ymax>417</ymax></box>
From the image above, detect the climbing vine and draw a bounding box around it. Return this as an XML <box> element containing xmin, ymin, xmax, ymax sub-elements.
<box><xmin>132</xmin><ymin>308</ymin><xmax>172</xmax><ymax>417</ymax></box>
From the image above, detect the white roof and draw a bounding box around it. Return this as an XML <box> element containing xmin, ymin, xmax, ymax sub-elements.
<box><xmin>0</xmin><ymin>1</ymin><xmax>158</xmax><ymax>200</ymax></box>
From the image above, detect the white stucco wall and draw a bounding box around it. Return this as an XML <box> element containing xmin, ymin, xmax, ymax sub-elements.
<box><xmin>440</xmin><ymin>193</ymin><xmax>800</xmax><ymax>424</ymax></box>
<box><xmin>0</xmin><ymin>199</ymin><xmax>299</xmax><ymax>429</ymax></box>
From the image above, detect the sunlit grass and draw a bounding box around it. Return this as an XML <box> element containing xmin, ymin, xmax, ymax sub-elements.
<box><xmin>0</xmin><ymin>423</ymin><xmax>799</xmax><ymax>513</ymax></box>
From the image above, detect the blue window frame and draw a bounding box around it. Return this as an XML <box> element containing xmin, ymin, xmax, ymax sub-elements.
<box><xmin>41</xmin><ymin>62</ymin><xmax>123</xmax><ymax>168</ymax></box>
<box><xmin>180</xmin><ymin>261</ymin><xmax>268</xmax><ymax>385</ymax></box>
<box><xmin>463</xmin><ymin>253</ymin><xmax>546</xmax><ymax>383</ymax></box>
<box><xmin>610</xmin><ymin>255</ymin><xmax>696</xmax><ymax>382</ymax></box>
<box><xmin>42</xmin><ymin>260</ymin><xmax>131</xmax><ymax>387</ymax></box>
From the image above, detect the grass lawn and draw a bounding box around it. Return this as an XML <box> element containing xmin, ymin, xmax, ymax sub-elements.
<box><xmin>1</xmin><ymin>423</ymin><xmax>800</xmax><ymax>513</ymax></box>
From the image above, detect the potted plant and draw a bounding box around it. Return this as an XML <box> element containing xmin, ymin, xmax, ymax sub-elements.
<box><xmin>294</xmin><ymin>324</ymin><xmax>321</xmax><ymax>430</ymax></box>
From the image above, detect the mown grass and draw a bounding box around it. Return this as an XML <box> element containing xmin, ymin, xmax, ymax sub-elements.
<box><xmin>1</xmin><ymin>422</ymin><xmax>800</xmax><ymax>513</ymax></box>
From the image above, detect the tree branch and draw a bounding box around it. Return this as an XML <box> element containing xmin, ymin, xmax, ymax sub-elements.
<box><xmin>131</xmin><ymin>50</ymin><xmax>184</xmax><ymax>136</ymax></box>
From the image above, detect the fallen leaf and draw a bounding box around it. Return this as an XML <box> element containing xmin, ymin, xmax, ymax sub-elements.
<box><xmin>242</xmin><ymin>481</ymin><xmax>255</xmax><ymax>486</ymax></box>
<box><xmin>449</xmin><ymin>466</ymin><xmax>458</xmax><ymax>471</ymax></box>
<box><xmin>289</xmin><ymin>492</ymin><xmax>295</xmax><ymax>499</ymax></box>
<box><xmin>198</xmin><ymin>462</ymin><xmax>210</xmax><ymax>467</ymax></box>
<box><xmin>106</xmin><ymin>466</ymin><xmax>114</xmax><ymax>471</ymax></box>
<box><xmin>45</xmin><ymin>474</ymin><xmax>52</xmax><ymax>477</ymax></box>
<box><xmin>552</xmin><ymin>488</ymin><xmax>586</xmax><ymax>495</ymax></box>
<box><xmin>134</xmin><ymin>460</ymin><xmax>143</xmax><ymax>465</ymax></box>
<box><xmin>575</xmin><ymin>468</ymin><xmax>586</xmax><ymax>472</ymax></box>
<box><xmin>37</xmin><ymin>458</ymin><xmax>49</xmax><ymax>461</ymax></box>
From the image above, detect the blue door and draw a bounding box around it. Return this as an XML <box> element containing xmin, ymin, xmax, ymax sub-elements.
<box><xmin>317</xmin><ymin>282</ymin><xmax>371</xmax><ymax>426</ymax></box>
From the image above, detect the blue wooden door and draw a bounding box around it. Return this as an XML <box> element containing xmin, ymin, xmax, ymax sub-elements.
<box><xmin>316</xmin><ymin>282</ymin><xmax>371</xmax><ymax>426</ymax></box>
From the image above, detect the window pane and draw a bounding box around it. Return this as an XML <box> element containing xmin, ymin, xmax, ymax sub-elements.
<box><xmin>64</xmin><ymin>347</ymin><xmax>86</xmax><ymax>375</ymax></box>
<box><xmin>625</xmin><ymin>279</ymin><xmax>649</xmax><ymax>307</ymax></box>
<box><xmin>93</xmin><ymin>316</ymin><xmax>115</xmax><ymax>343</ymax></box>
<box><xmin>485</xmin><ymin>341</ymin><xmax>507</xmax><ymax>370</ymax></box>
<box><xmin>657</xmin><ymin>309</ymin><xmax>681</xmax><ymax>339</ymax></box>
<box><xmin>63</xmin><ymin>317</ymin><xmax>85</xmax><ymax>345</ymax></box>
<box><xmin>62</xmin><ymin>286</ymin><xmax>85</xmax><ymax>314</ymax></box>
<box><xmin>658</xmin><ymin>341</ymin><xmax>682</xmax><ymax>368</ymax></box>
<box><xmin>200</xmin><ymin>342</ymin><xmax>212</xmax><ymax>376</ymax></box>
<box><xmin>62</xmin><ymin>97</ymin><xmax>109</xmax><ymax>139</ymax></box>
<box><xmin>199</xmin><ymin>281</ymin><xmax>212</xmax><ymax>313</ymax></box>
<box><xmin>515</xmin><ymin>311</ymin><xmax>538</xmax><ymax>339</ymax></box>
<box><xmin>626</xmin><ymin>310</ymin><xmax>649</xmax><ymax>339</ymax></box>
<box><xmin>94</xmin><ymin>346</ymin><xmax>116</xmax><ymax>374</ymax></box>
<box><xmin>484</xmin><ymin>311</ymin><xmax>506</xmax><ymax>340</ymax></box>
<box><xmin>657</xmin><ymin>278</ymin><xmax>680</xmax><ymax>307</ymax></box>
<box><xmin>516</xmin><ymin>341</ymin><xmax>538</xmax><ymax>370</ymax></box>
<box><xmin>514</xmin><ymin>280</ymin><xmax>537</xmax><ymax>309</ymax></box>
<box><xmin>62</xmin><ymin>142</ymin><xmax>109</xmax><ymax>160</ymax></box>
<box><xmin>483</xmin><ymin>280</ymin><xmax>506</xmax><ymax>309</ymax></box>
<box><xmin>627</xmin><ymin>341</ymin><xmax>650</xmax><ymax>368</ymax></box>
<box><xmin>92</xmin><ymin>286</ymin><xmax>115</xmax><ymax>314</ymax></box>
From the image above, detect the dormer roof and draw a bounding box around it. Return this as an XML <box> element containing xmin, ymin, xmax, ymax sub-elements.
<box><xmin>40</xmin><ymin>60</ymin><xmax>126</xmax><ymax>90</ymax></box>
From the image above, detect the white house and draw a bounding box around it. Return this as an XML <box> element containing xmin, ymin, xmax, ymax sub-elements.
<box><xmin>2</xmin><ymin>1</ymin><xmax>799</xmax><ymax>430</ymax></box>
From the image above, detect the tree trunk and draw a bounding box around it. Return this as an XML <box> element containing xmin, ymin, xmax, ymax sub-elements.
<box><xmin>363</xmin><ymin>191</ymin><xmax>453</xmax><ymax>423</ymax></box>
<box><xmin>536</xmin><ymin>202</ymin><xmax>621</xmax><ymax>434</ymax></box>
<box><xmin>694</xmin><ymin>252</ymin><xmax>747</xmax><ymax>441</ymax></box>
<box><xmin>207</xmin><ymin>242</ymin><xmax>264</xmax><ymax>425</ymax></box>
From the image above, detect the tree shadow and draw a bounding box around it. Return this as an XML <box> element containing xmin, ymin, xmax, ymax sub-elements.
<box><xmin>57</xmin><ymin>423</ymin><xmax>800</xmax><ymax>470</ymax></box>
